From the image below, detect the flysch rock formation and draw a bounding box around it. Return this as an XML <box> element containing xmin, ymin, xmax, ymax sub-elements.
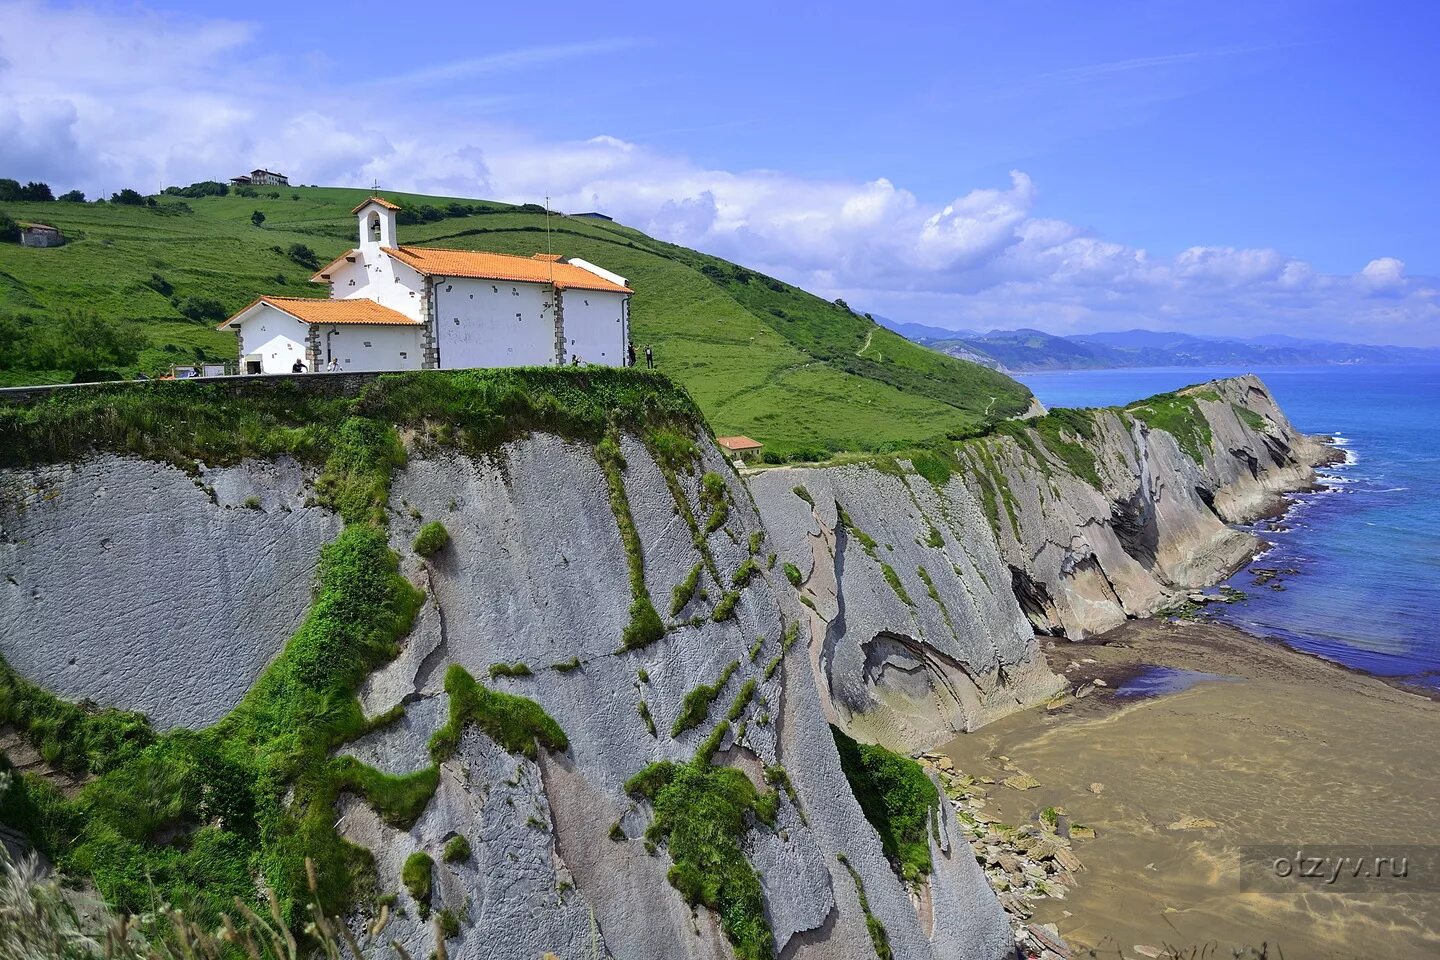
<box><xmin>749</xmin><ymin>464</ymin><xmax>1063</xmax><ymax>754</ymax></box>
<box><xmin>750</xmin><ymin>375</ymin><xmax>1326</xmax><ymax>750</ymax></box>
<box><xmin>343</xmin><ymin>433</ymin><xmax>1012</xmax><ymax>960</ymax></box>
<box><xmin>0</xmin><ymin>426</ymin><xmax>1014</xmax><ymax>959</ymax></box>
<box><xmin>0</xmin><ymin>456</ymin><xmax>338</xmax><ymax>728</ymax></box>
<box><xmin>0</xmin><ymin>373</ymin><xmax>1324</xmax><ymax>960</ymax></box>
<box><xmin>960</xmin><ymin>374</ymin><xmax>1328</xmax><ymax>640</ymax></box>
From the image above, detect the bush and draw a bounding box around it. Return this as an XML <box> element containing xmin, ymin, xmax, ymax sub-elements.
<box><xmin>110</xmin><ymin>188</ymin><xmax>147</xmax><ymax>206</ymax></box>
<box><xmin>831</xmin><ymin>725</ymin><xmax>938</xmax><ymax>883</ymax></box>
<box><xmin>0</xmin><ymin>309</ymin><xmax>145</xmax><ymax>372</ymax></box>
<box><xmin>401</xmin><ymin>851</ymin><xmax>434</xmax><ymax>917</ymax></box>
<box><xmin>57</xmin><ymin>189</ymin><xmax>85</xmax><ymax>202</ymax></box>
<box><xmin>413</xmin><ymin>520</ymin><xmax>449</xmax><ymax>557</ymax></box>
<box><xmin>442</xmin><ymin>834</ymin><xmax>471</xmax><ymax>863</ymax></box>
<box><xmin>250</xmin><ymin>210</ymin><xmax>266</xmax><ymax>227</ymax></box>
<box><xmin>178</xmin><ymin>296</ymin><xmax>227</xmax><ymax>325</ymax></box>
<box><xmin>143</xmin><ymin>272</ymin><xmax>173</xmax><ymax>297</ymax></box>
<box><xmin>163</xmin><ymin>181</ymin><xmax>228</xmax><ymax>199</ymax></box>
<box><xmin>286</xmin><ymin>242</ymin><xmax>320</xmax><ymax>270</ymax></box>
<box><xmin>0</xmin><ymin>211</ymin><xmax>18</xmax><ymax>244</ymax></box>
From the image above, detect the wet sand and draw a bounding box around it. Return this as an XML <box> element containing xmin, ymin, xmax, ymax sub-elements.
<box><xmin>942</xmin><ymin>620</ymin><xmax>1440</xmax><ymax>959</ymax></box>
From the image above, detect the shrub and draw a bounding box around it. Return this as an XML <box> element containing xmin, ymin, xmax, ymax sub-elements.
<box><xmin>711</xmin><ymin>590</ymin><xmax>740</xmax><ymax>622</ymax></box>
<box><xmin>413</xmin><ymin>520</ymin><xmax>449</xmax><ymax>557</ymax></box>
<box><xmin>250</xmin><ymin>210</ymin><xmax>266</xmax><ymax>227</ymax></box>
<box><xmin>0</xmin><ymin>308</ymin><xmax>145</xmax><ymax>372</ymax></box>
<box><xmin>670</xmin><ymin>562</ymin><xmax>702</xmax><ymax>617</ymax></box>
<box><xmin>624</xmin><ymin>752</ymin><xmax>779</xmax><ymax>960</ymax></box>
<box><xmin>0</xmin><ymin>212</ymin><xmax>18</xmax><ymax>244</ymax></box>
<box><xmin>442</xmin><ymin>834</ymin><xmax>471</xmax><ymax>863</ymax></box>
<box><xmin>163</xmin><ymin>180</ymin><xmax>228</xmax><ymax>199</ymax></box>
<box><xmin>110</xmin><ymin>188</ymin><xmax>147</xmax><ymax>206</ymax></box>
<box><xmin>144</xmin><ymin>272</ymin><xmax>173</xmax><ymax>297</ymax></box>
<box><xmin>286</xmin><ymin>243</ymin><xmax>320</xmax><ymax>270</ymax></box>
<box><xmin>831</xmin><ymin>726</ymin><xmax>938</xmax><ymax>883</ymax></box>
<box><xmin>672</xmin><ymin>660</ymin><xmax>739</xmax><ymax>736</ymax></box>
<box><xmin>57</xmin><ymin>190</ymin><xmax>85</xmax><ymax>202</ymax></box>
<box><xmin>401</xmin><ymin>851</ymin><xmax>434</xmax><ymax>917</ymax></box>
<box><xmin>428</xmin><ymin>665</ymin><xmax>567</xmax><ymax>762</ymax></box>
<box><xmin>177</xmin><ymin>296</ymin><xmax>227</xmax><ymax>325</ymax></box>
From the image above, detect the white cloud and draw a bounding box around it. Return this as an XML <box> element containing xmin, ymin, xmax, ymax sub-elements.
<box><xmin>0</xmin><ymin>0</ymin><xmax>1435</xmax><ymax>345</ymax></box>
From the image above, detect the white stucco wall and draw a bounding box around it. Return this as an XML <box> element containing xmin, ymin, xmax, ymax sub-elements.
<box><xmin>328</xmin><ymin>253</ymin><xmax>426</xmax><ymax>319</ymax></box>
<box><xmin>238</xmin><ymin>306</ymin><xmax>309</xmax><ymax>374</ymax></box>
<box><xmin>317</xmin><ymin>324</ymin><xmax>423</xmax><ymax>373</ymax></box>
<box><xmin>434</xmin><ymin>277</ymin><xmax>557</xmax><ymax>369</ymax></box>
<box><xmin>561</xmin><ymin>289</ymin><xmax>628</xmax><ymax>367</ymax></box>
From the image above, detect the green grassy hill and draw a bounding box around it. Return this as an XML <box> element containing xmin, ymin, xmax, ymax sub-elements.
<box><xmin>0</xmin><ymin>185</ymin><xmax>1032</xmax><ymax>455</ymax></box>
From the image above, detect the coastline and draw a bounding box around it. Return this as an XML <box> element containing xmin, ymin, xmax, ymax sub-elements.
<box><xmin>939</xmin><ymin>618</ymin><xmax>1440</xmax><ymax>959</ymax></box>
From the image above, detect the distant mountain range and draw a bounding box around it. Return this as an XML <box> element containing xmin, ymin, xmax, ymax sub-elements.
<box><xmin>877</xmin><ymin>320</ymin><xmax>1440</xmax><ymax>371</ymax></box>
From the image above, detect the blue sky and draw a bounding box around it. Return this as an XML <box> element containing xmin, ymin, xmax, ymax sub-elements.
<box><xmin>3</xmin><ymin>0</ymin><xmax>1438</xmax><ymax>343</ymax></box>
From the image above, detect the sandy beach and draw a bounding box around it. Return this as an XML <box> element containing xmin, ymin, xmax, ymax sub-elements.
<box><xmin>942</xmin><ymin>619</ymin><xmax>1440</xmax><ymax>960</ymax></box>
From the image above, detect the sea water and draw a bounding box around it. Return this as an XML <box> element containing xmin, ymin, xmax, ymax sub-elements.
<box><xmin>1015</xmin><ymin>364</ymin><xmax>1440</xmax><ymax>689</ymax></box>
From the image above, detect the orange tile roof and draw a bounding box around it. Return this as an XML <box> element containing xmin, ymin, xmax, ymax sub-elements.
<box><xmin>381</xmin><ymin>246</ymin><xmax>632</xmax><ymax>293</ymax></box>
<box><xmin>715</xmin><ymin>435</ymin><xmax>764</xmax><ymax>451</ymax></box>
<box><xmin>351</xmin><ymin>196</ymin><xmax>401</xmax><ymax>213</ymax></box>
<box><xmin>218</xmin><ymin>296</ymin><xmax>420</xmax><ymax>329</ymax></box>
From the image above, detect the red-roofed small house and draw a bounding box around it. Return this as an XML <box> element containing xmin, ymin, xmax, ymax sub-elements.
<box><xmin>219</xmin><ymin>197</ymin><xmax>633</xmax><ymax>373</ymax></box>
<box><xmin>715</xmin><ymin>435</ymin><xmax>764</xmax><ymax>462</ymax></box>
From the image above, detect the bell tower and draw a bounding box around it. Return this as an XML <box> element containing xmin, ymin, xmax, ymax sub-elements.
<box><xmin>353</xmin><ymin>197</ymin><xmax>398</xmax><ymax>254</ymax></box>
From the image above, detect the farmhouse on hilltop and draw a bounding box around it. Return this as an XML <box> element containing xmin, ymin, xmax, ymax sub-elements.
<box><xmin>219</xmin><ymin>197</ymin><xmax>633</xmax><ymax>374</ymax></box>
<box><xmin>231</xmin><ymin>168</ymin><xmax>290</xmax><ymax>187</ymax></box>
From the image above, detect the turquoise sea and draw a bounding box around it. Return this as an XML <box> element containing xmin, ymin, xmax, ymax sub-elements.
<box><xmin>1015</xmin><ymin>364</ymin><xmax>1440</xmax><ymax>690</ymax></box>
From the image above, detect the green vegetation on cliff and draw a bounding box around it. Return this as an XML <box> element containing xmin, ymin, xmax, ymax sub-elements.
<box><xmin>0</xmin><ymin>186</ymin><xmax>1031</xmax><ymax>453</ymax></box>
<box><xmin>1126</xmin><ymin>388</ymin><xmax>1218</xmax><ymax>464</ymax></box>
<box><xmin>625</xmin><ymin>748</ymin><xmax>779</xmax><ymax>960</ymax></box>
<box><xmin>831</xmin><ymin>726</ymin><xmax>939</xmax><ymax>884</ymax></box>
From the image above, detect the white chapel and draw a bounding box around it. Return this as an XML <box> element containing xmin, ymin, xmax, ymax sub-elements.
<box><xmin>219</xmin><ymin>198</ymin><xmax>633</xmax><ymax>374</ymax></box>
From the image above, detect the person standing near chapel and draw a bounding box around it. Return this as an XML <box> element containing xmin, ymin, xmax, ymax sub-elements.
<box><xmin>628</xmin><ymin>341</ymin><xmax>637</xmax><ymax>368</ymax></box>
<box><xmin>645</xmin><ymin>345</ymin><xmax>654</xmax><ymax>369</ymax></box>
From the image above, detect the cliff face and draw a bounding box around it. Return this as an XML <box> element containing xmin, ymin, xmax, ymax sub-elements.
<box><xmin>0</xmin><ymin>371</ymin><xmax>1322</xmax><ymax>960</ymax></box>
<box><xmin>957</xmin><ymin>374</ymin><xmax>1327</xmax><ymax>640</ymax></box>
<box><xmin>0</xmin><ymin>407</ymin><xmax>1011</xmax><ymax>960</ymax></box>
<box><xmin>749</xmin><ymin>375</ymin><xmax>1326</xmax><ymax>751</ymax></box>
<box><xmin>749</xmin><ymin>465</ymin><xmax>1062</xmax><ymax>753</ymax></box>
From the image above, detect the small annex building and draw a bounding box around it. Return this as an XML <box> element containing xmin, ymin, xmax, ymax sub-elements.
<box><xmin>219</xmin><ymin>197</ymin><xmax>633</xmax><ymax>374</ymax></box>
<box><xmin>715</xmin><ymin>435</ymin><xmax>764</xmax><ymax>462</ymax></box>
<box><xmin>19</xmin><ymin>223</ymin><xmax>64</xmax><ymax>248</ymax></box>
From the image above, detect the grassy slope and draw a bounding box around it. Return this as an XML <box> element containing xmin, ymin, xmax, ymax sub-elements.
<box><xmin>0</xmin><ymin>186</ymin><xmax>1031</xmax><ymax>454</ymax></box>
